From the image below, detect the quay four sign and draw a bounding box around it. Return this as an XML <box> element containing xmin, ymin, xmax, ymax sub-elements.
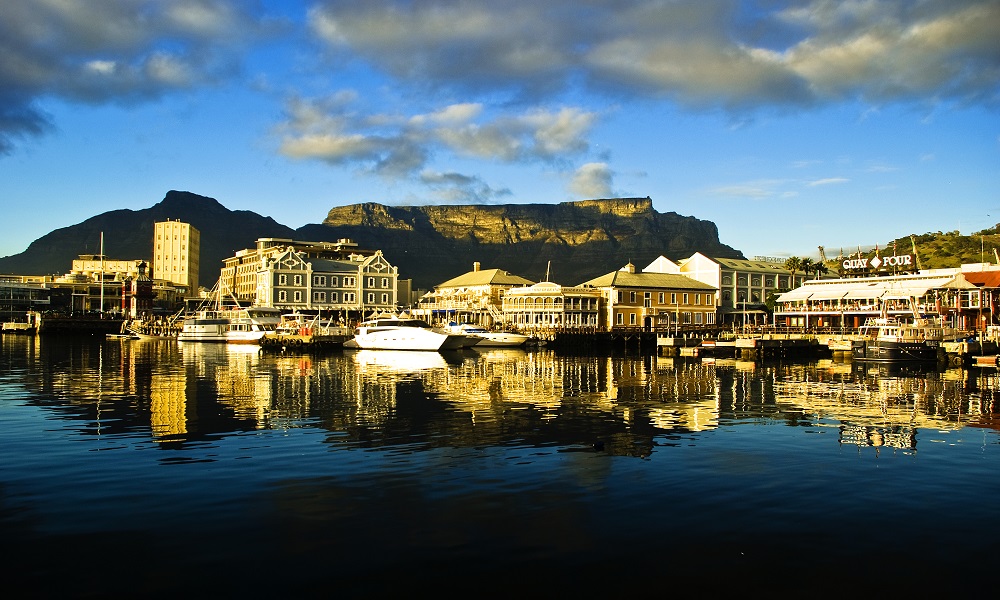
<box><xmin>842</xmin><ymin>253</ymin><xmax>916</xmax><ymax>272</ymax></box>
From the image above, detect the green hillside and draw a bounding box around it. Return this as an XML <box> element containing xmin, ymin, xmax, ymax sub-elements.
<box><xmin>891</xmin><ymin>224</ymin><xmax>1000</xmax><ymax>269</ymax></box>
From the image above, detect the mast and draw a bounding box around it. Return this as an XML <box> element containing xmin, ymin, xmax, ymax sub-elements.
<box><xmin>99</xmin><ymin>232</ymin><xmax>104</xmax><ymax>314</ymax></box>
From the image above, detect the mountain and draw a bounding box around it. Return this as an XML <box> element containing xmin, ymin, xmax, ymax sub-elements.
<box><xmin>0</xmin><ymin>191</ymin><xmax>744</xmax><ymax>289</ymax></box>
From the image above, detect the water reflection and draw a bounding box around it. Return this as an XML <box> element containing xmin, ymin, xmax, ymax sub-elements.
<box><xmin>1</xmin><ymin>337</ymin><xmax>996</xmax><ymax>455</ymax></box>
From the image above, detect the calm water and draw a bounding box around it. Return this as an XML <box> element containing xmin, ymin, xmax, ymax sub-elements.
<box><xmin>1</xmin><ymin>335</ymin><xmax>997</xmax><ymax>597</ymax></box>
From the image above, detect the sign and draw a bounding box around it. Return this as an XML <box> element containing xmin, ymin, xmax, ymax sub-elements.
<box><xmin>842</xmin><ymin>253</ymin><xmax>916</xmax><ymax>272</ymax></box>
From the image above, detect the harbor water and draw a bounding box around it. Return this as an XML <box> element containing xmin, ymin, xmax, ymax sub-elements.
<box><xmin>1</xmin><ymin>335</ymin><xmax>997</xmax><ymax>596</ymax></box>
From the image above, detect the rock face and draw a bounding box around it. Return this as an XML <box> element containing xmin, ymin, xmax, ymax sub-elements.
<box><xmin>314</xmin><ymin>197</ymin><xmax>743</xmax><ymax>287</ymax></box>
<box><xmin>0</xmin><ymin>192</ymin><xmax>743</xmax><ymax>290</ymax></box>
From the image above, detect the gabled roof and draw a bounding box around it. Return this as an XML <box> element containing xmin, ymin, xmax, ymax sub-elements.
<box><xmin>579</xmin><ymin>270</ymin><xmax>716</xmax><ymax>290</ymax></box>
<box><xmin>436</xmin><ymin>268</ymin><xmax>535</xmax><ymax>289</ymax></box>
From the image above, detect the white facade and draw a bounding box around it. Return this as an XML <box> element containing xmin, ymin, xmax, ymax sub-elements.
<box><xmin>153</xmin><ymin>220</ymin><xmax>200</xmax><ymax>296</ymax></box>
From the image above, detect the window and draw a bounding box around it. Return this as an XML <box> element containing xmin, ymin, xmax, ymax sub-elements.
<box><xmin>314</xmin><ymin>275</ymin><xmax>326</xmax><ymax>286</ymax></box>
<box><xmin>629</xmin><ymin>313</ymin><xmax>636</xmax><ymax>325</ymax></box>
<box><xmin>695</xmin><ymin>294</ymin><xmax>701</xmax><ymax>305</ymax></box>
<box><xmin>616</xmin><ymin>312</ymin><xmax>623</xmax><ymax>325</ymax></box>
<box><xmin>722</xmin><ymin>276</ymin><xmax>732</xmax><ymax>285</ymax></box>
<box><xmin>658</xmin><ymin>292</ymin><xmax>664</xmax><ymax>304</ymax></box>
<box><xmin>683</xmin><ymin>293</ymin><xmax>689</xmax><ymax>304</ymax></box>
<box><xmin>294</xmin><ymin>291</ymin><xmax>302</xmax><ymax>302</ymax></box>
<box><xmin>629</xmin><ymin>291</ymin><xmax>636</xmax><ymax>303</ymax></box>
<box><xmin>367</xmin><ymin>277</ymin><xmax>375</xmax><ymax>287</ymax></box>
<box><xmin>707</xmin><ymin>313</ymin><xmax>715</xmax><ymax>324</ymax></box>
<box><xmin>279</xmin><ymin>274</ymin><xmax>287</xmax><ymax>285</ymax></box>
<box><xmin>343</xmin><ymin>292</ymin><xmax>355</xmax><ymax>303</ymax></box>
<box><xmin>330</xmin><ymin>276</ymin><xmax>338</xmax><ymax>287</ymax></box>
<box><xmin>343</xmin><ymin>276</ymin><xmax>356</xmax><ymax>286</ymax></box>
<box><xmin>314</xmin><ymin>291</ymin><xmax>325</xmax><ymax>302</ymax></box>
<box><xmin>278</xmin><ymin>291</ymin><xmax>287</xmax><ymax>302</ymax></box>
<box><xmin>381</xmin><ymin>293</ymin><xmax>389</xmax><ymax>304</ymax></box>
<box><xmin>695</xmin><ymin>312</ymin><xmax>703</xmax><ymax>324</ymax></box>
<box><xmin>643</xmin><ymin>292</ymin><xmax>651</xmax><ymax>308</ymax></box>
<box><xmin>670</xmin><ymin>293</ymin><xmax>677</xmax><ymax>304</ymax></box>
<box><xmin>330</xmin><ymin>292</ymin><xmax>338</xmax><ymax>303</ymax></box>
<box><xmin>367</xmin><ymin>293</ymin><xmax>375</xmax><ymax>303</ymax></box>
<box><xmin>381</xmin><ymin>278</ymin><xmax>389</xmax><ymax>288</ymax></box>
<box><xmin>293</xmin><ymin>275</ymin><xmax>302</xmax><ymax>286</ymax></box>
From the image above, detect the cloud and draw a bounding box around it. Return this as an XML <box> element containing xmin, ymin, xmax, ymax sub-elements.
<box><xmin>419</xmin><ymin>170</ymin><xmax>513</xmax><ymax>204</ymax></box>
<box><xmin>807</xmin><ymin>177</ymin><xmax>850</xmax><ymax>186</ymax></box>
<box><xmin>308</xmin><ymin>0</ymin><xmax>1000</xmax><ymax>110</ymax></box>
<box><xmin>569</xmin><ymin>162</ymin><xmax>615</xmax><ymax>198</ymax></box>
<box><xmin>0</xmin><ymin>0</ymin><xmax>280</xmax><ymax>153</ymax></box>
<box><xmin>277</xmin><ymin>94</ymin><xmax>598</xmax><ymax>177</ymax></box>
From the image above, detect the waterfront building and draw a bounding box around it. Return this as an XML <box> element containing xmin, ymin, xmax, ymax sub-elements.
<box><xmin>414</xmin><ymin>262</ymin><xmax>535</xmax><ymax>326</ymax></box>
<box><xmin>579</xmin><ymin>262</ymin><xmax>717</xmax><ymax>331</ymax></box>
<box><xmin>501</xmin><ymin>281</ymin><xmax>602</xmax><ymax>330</ymax></box>
<box><xmin>772</xmin><ymin>263</ymin><xmax>998</xmax><ymax>331</ymax></box>
<box><xmin>0</xmin><ymin>277</ymin><xmax>53</xmax><ymax>325</ymax></box>
<box><xmin>153</xmin><ymin>220</ymin><xmax>200</xmax><ymax>297</ymax></box>
<box><xmin>655</xmin><ymin>253</ymin><xmax>808</xmax><ymax>327</ymax></box>
<box><xmin>255</xmin><ymin>247</ymin><xmax>398</xmax><ymax>319</ymax></box>
<box><xmin>221</xmin><ymin>238</ymin><xmax>372</xmax><ymax>303</ymax></box>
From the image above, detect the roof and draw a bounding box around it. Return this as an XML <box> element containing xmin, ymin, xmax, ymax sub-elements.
<box><xmin>711</xmin><ymin>257</ymin><xmax>795</xmax><ymax>274</ymax></box>
<box><xmin>776</xmin><ymin>272</ymin><xmax>977</xmax><ymax>303</ymax></box>
<box><xmin>436</xmin><ymin>268</ymin><xmax>535</xmax><ymax>289</ymax></box>
<box><xmin>962</xmin><ymin>270</ymin><xmax>1000</xmax><ymax>288</ymax></box>
<box><xmin>579</xmin><ymin>270</ymin><xmax>716</xmax><ymax>290</ymax></box>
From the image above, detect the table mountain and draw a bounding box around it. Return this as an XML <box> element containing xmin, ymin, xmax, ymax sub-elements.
<box><xmin>0</xmin><ymin>191</ymin><xmax>744</xmax><ymax>289</ymax></box>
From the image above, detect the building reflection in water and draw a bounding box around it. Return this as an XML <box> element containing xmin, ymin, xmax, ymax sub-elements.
<box><xmin>22</xmin><ymin>337</ymin><xmax>996</xmax><ymax>454</ymax></box>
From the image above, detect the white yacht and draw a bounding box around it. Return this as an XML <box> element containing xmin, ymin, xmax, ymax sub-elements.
<box><xmin>344</xmin><ymin>316</ymin><xmax>467</xmax><ymax>351</ymax></box>
<box><xmin>446</xmin><ymin>322</ymin><xmax>531</xmax><ymax>347</ymax></box>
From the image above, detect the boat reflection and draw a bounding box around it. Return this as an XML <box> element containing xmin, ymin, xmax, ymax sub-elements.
<box><xmin>9</xmin><ymin>334</ymin><xmax>997</xmax><ymax>456</ymax></box>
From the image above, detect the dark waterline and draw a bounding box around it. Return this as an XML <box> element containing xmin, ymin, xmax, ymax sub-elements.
<box><xmin>1</xmin><ymin>336</ymin><xmax>997</xmax><ymax>596</ymax></box>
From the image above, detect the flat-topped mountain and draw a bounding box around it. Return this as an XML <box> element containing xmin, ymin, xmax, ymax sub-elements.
<box><xmin>0</xmin><ymin>191</ymin><xmax>744</xmax><ymax>289</ymax></box>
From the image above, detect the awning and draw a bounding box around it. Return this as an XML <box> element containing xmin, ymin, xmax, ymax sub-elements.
<box><xmin>775</xmin><ymin>288</ymin><xmax>813</xmax><ymax>302</ymax></box>
<box><xmin>806</xmin><ymin>286</ymin><xmax>850</xmax><ymax>300</ymax></box>
<box><xmin>843</xmin><ymin>286</ymin><xmax>885</xmax><ymax>299</ymax></box>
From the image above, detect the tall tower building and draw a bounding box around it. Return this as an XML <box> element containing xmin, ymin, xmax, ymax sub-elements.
<box><xmin>153</xmin><ymin>220</ymin><xmax>200</xmax><ymax>296</ymax></box>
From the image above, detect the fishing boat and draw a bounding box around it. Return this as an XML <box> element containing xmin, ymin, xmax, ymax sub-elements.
<box><xmin>851</xmin><ymin>296</ymin><xmax>945</xmax><ymax>363</ymax></box>
<box><xmin>444</xmin><ymin>322</ymin><xmax>531</xmax><ymax>347</ymax></box>
<box><xmin>344</xmin><ymin>316</ymin><xmax>467</xmax><ymax>351</ymax></box>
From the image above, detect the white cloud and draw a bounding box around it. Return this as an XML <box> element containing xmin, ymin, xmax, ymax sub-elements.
<box><xmin>569</xmin><ymin>162</ymin><xmax>614</xmax><ymax>198</ymax></box>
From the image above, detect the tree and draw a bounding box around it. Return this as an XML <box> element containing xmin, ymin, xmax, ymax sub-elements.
<box><xmin>784</xmin><ymin>256</ymin><xmax>802</xmax><ymax>286</ymax></box>
<box><xmin>799</xmin><ymin>257</ymin><xmax>814</xmax><ymax>280</ymax></box>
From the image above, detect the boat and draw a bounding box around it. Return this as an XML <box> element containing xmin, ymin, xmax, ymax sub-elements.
<box><xmin>176</xmin><ymin>279</ymin><xmax>282</xmax><ymax>344</ymax></box>
<box><xmin>444</xmin><ymin>322</ymin><xmax>531</xmax><ymax>347</ymax></box>
<box><xmin>259</xmin><ymin>312</ymin><xmax>353</xmax><ymax>351</ymax></box>
<box><xmin>344</xmin><ymin>316</ymin><xmax>467</xmax><ymax>351</ymax></box>
<box><xmin>850</xmin><ymin>296</ymin><xmax>946</xmax><ymax>363</ymax></box>
<box><xmin>177</xmin><ymin>305</ymin><xmax>282</xmax><ymax>343</ymax></box>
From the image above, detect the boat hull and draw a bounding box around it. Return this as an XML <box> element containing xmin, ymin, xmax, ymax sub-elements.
<box><xmin>347</xmin><ymin>329</ymin><xmax>465</xmax><ymax>351</ymax></box>
<box><xmin>851</xmin><ymin>340</ymin><xmax>940</xmax><ymax>363</ymax></box>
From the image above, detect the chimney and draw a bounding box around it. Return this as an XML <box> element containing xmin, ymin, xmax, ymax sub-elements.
<box><xmin>473</xmin><ymin>262</ymin><xmax>481</xmax><ymax>272</ymax></box>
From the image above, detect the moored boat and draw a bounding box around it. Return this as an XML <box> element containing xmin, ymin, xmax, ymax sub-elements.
<box><xmin>850</xmin><ymin>296</ymin><xmax>947</xmax><ymax>363</ymax></box>
<box><xmin>445</xmin><ymin>322</ymin><xmax>531</xmax><ymax>347</ymax></box>
<box><xmin>344</xmin><ymin>316</ymin><xmax>466</xmax><ymax>351</ymax></box>
<box><xmin>177</xmin><ymin>306</ymin><xmax>282</xmax><ymax>343</ymax></box>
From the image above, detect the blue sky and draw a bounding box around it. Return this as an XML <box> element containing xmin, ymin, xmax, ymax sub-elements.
<box><xmin>1</xmin><ymin>0</ymin><xmax>997</xmax><ymax>262</ymax></box>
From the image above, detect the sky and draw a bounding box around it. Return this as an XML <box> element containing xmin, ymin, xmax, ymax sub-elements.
<box><xmin>1</xmin><ymin>0</ymin><xmax>998</xmax><ymax>262</ymax></box>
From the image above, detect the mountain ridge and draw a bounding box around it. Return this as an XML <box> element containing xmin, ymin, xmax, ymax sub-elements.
<box><xmin>0</xmin><ymin>190</ymin><xmax>744</xmax><ymax>289</ymax></box>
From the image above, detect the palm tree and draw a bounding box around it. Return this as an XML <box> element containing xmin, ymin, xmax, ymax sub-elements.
<box><xmin>784</xmin><ymin>256</ymin><xmax>802</xmax><ymax>288</ymax></box>
<box><xmin>814</xmin><ymin>262</ymin><xmax>830</xmax><ymax>278</ymax></box>
<box><xmin>799</xmin><ymin>257</ymin><xmax>814</xmax><ymax>280</ymax></box>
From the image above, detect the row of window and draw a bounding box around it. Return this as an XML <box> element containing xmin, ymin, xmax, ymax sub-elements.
<box><xmin>275</xmin><ymin>291</ymin><xmax>392</xmax><ymax>304</ymax></box>
<box><xmin>275</xmin><ymin>274</ymin><xmax>392</xmax><ymax>288</ymax></box>
<box><xmin>615</xmin><ymin>311</ymin><xmax>716</xmax><ymax>325</ymax></box>
<box><xmin>616</xmin><ymin>291</ymin><xmax>715</xmax><ymax>307</ymax></box>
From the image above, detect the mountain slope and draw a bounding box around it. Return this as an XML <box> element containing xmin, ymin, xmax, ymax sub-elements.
<box><xmin>0</xmin><ymin>191</ymin><xmax>744</xmax><ymax>289</ymax></box>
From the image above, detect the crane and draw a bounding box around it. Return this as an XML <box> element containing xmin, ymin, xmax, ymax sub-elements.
<box><xmin>910</xmin><ymin>235</ymin><xmax>923</xmax><ymax>270</ymax></box>
<box><xmin>817</xmin><ymin>246</ymin><xmax>827</xmax><ymax>262</ymax></box>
